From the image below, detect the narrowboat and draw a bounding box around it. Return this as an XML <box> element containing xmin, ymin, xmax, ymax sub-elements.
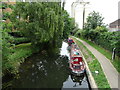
<box><xmin>68</xmin><ymin>38</ymin><xmax>75</xmax><ymax>46</ymax></box>
<box><xmin>69</xmin><ymin>43</ymin><xmax>86</xmax><ymax>76</ymax></box>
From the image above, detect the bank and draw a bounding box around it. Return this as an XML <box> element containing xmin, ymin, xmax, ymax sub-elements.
<box><xmin>2</xmin><ymin>43</ymin><xmax>40</xmax><ymax>77</ymax></box>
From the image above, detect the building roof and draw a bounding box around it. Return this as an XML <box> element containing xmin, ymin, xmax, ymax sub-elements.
<box><xmin>109</xmin><ymin>19</ymin><xmax>120</xmax><ymax>28</ymax></box>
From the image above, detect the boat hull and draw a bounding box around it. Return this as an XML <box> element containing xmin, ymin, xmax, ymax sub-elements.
<box><xmin>68</xmin><ymin>39</ymin><xmax>86</xmax><ymax>76</ymax></box>
<box><xmin>69</xmin><ymin>68</ymin><xmax>86</xmax><ymax>76</ymax></box>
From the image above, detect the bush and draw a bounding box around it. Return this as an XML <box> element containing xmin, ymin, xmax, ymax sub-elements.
<box><xmin>14</xmin><ymin>37</ymin><xmax>30</xmax><ymax>45</ymax></box>
<box><xmin>74</xmin><ymin>29</ymin><xmax>82</xmax><ymax>37</ymax></box>
<box><xmin>8</xmin><ymin>31</ymin><xmax>24</xmax><ymax>37</ymax></box>
<box><xmin>79</xmin><ymin>27</ymin><xmax>120</xmax><ymax>57</ymax></box>
<box><xmin>2</xmin><ymin>43</ymin><xmax>33</xmax><ymax>76</ymax></box>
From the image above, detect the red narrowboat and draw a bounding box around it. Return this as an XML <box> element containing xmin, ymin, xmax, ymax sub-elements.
<box><xmin>69</xmin><ymin>44</ymin><xmax>86</xmax><ymax>76</ymax></box>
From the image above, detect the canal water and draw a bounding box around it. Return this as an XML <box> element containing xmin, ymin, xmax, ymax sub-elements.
<box><xmin>6</xmin><ymin>42</ymin><xmax>89</xmax><ymax>89</ymax></box>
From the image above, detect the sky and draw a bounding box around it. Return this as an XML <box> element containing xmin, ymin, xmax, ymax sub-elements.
<box><xmin>64</xmin><ymin>0</ymin><xmax>120</xmax><ymax>28</ymax></box>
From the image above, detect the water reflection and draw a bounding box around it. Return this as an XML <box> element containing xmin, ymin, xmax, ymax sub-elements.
<box><xmin>9</xmin><ymin>41</ymin><xmax>89</xmax><ymax>89</ymax></box>
<box><xmin>62</xmin><ymin>74</ymin><xmax>88</xmax><ymax>89</ymax></box>
<box><xmin>12</xmin><ymin>54</ymin><xmax>69</xmax><ymax>88</ymax></box>
<box><xmin>71</xmin><ymin>74</ymin><xmax>84</xmax><ymax>86</ymax></box>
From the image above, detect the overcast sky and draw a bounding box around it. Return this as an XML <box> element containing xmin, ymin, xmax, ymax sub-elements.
<box><xmin>64</xmin><ymin>0</ymin><xmax>120</xmax><ymax>28</ymax></box>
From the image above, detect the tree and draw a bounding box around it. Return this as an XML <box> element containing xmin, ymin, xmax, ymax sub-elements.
<box><xmin>62</xmin><ymin>10</ymin><xmax>76</xmax><ymax>39</ymax></box>
<box><xmin>10</xmin><ymin>2</ymin><xmax>64</xmax><ymax>48</ymax></box>
<box><xmin>84</xmin><ymin>11</ymin><xmax>105</xmax><ymax>30</ymax></box>
<box><xmin>82</xmin><ymin>11</ymin><xmax>106</xmax><ymax>41</ymax></box>
<box><xmin>88</xmin><ymin>26</ymin><xmax>108</xmax><ymax>41</ymax></box>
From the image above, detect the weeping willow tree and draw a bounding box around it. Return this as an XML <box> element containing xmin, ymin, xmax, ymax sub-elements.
<box><xmin>10</xmin><ymin>2</ymin><xmax>64</xmax><ymax>49</ymax></box>
<box><xmin>2</xmin><ymin>2</ymin><xmax>76</xmax><ymax>77</ymax></box>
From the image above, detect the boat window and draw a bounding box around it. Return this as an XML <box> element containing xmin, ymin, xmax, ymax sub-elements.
<box><xmin>73</xmin><ymin>66</ymin><xmax>80</xmax><ymax>69</ymax></box>
<box><xmin>73</xmin><ymin>59</ymin><xmax>78</xmax><ymax>61</ymax></box>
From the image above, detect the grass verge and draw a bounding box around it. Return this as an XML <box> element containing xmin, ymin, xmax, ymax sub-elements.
<box><xmin>79</xmin><ymin>37</ymin><xmax>120</xmax><ymax>73</ymax></box>
<box><xmin>3</xmin><ymin>43</ymin><xmax>34</xmax><ymax>75</ymax></box>
<box><xmin>72</xmin><ymin>37</ymin><xmax>110</xmax><ymax>89</ymax></box>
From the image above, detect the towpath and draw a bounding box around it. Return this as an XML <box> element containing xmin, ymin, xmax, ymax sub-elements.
<box><xmin>72</xmin><ymin>36</ymin><xmax>119</xmax><ymax>89</ymax></box>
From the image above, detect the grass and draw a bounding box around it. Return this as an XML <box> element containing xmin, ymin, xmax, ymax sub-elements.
<box><xmin>79</xmin><ymin>37</ymin><xmax>120</xmax><ymax>73</ymax></box>
<box><xmin>3</xmin><ymin>43</ymin><xmax>34</xmax><ymax>75</ymax></box>
<box><xmin>9</xmin><ymin>43</ymin><xmax>32</xmax><ymax>62</ymax></box>
<box><xmin>72</xmin><ymin>37</ymin><xmax>110</xmax><ymax>89</ymax></box>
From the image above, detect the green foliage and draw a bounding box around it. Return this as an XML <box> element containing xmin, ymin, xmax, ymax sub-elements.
<box><xmin>3</xmin><ymin>43</ymin><xmax>33</xmax><ymax>75</ymax></box>
<box><xmin>80</xmin><ymin>37</ymin><xmax>120</xmax><ymax>72</ymax></box>
<box><xmin>2</xmin><ymin>2</ymin><xmax>76</xmax><ymax>76</ymax></box>
<box><xmin>77</xmin><ymin>11</ymin><xmax>120</xmax><ymax>57</ymax></box>
<box><xmin>80</xmin><ymin>11</ymin><xmax>108</xmax><ymax>41</ymax></box>
<box><xmin>8</xmin><ymin>4</ymin><xmax>15</xmax><ymax>9</ymax></box>
<box><xmin>93</xmin><ymin>31</ymin><xmax>120</xmax><ymax>57</ymax></box>
<box><xmin>13</xmin><ymin>37</ymin><xmax>30</xmax><ymax>44</ymax></box>
<box><xmin>95</xmin><ymin>26</ymin><xmax>108</xmax><ymax>33</ymax></box>
<box><xmin>72</xmin><ymin>25</ymin><xmax>80</xmax><ymax>36</ymax></box>
<box><xmin>2</xmin><ymin>23</ymin><xmax>14</xmax><ymax>60</ymax></box>
<box><xmin>81</xmin><ymin>11</ymin><xmax>107</xmax><ymax>41</ymax></box>
<box><xmin>3</xmin><ymin>12</ymin><xmax>11</xmax><ymax>20</ymax></box>
<box><xmin>2</xmin><ymin>22</ymin><xmax>14</xmax><ymax>75</ymax></box>
<box><xmin>74</xmin><ymin>29</ymin><xmax>82</xmax><ymax>37</ymax></box>
<box><xmin>2</xmin><ymin>22</ymin><xmax>31</xmax><ymax>75</ymax></box>
<box><xmin>80</xmin><ymin>28</ymin><xmax>120</xmax><ymax>57</ymax></box>
<box><xmin>3</xmin><ymin>22</ymin><xmax>13</xmax><ymax>32</ymax></box>
<box><xmin>74</xmin><ymin>10</ymin><xmax>120</xmax><ymax>72</ymax></box>
<box><xmin>110</xmin><ymin>31</ymin><xmax>120</xmax><ymax>52</ymax></box>
<box><xmin>2</xmin><ymin>3</ymin><xmax>7</xmax><ymax>9</ymax></box>
<box><xmin>88</xmin><ymin>26</ymin><xmax>108</xmax><ymax>41</ymax></box>
<box><xmin>63</xmin><ymin>10</ymin><xmax>76</xmax><ymax>39</ymax></box>
<box><xmin>10</xmin><ymin>2</ymin><xmax>64</xmax><ymax>46</ymax></box>
<box><xmin>2</xmin><ymin>2</ymin><xmax>15</xmax><ymax>9</ymax></box>
<box><xmin>95</xmin><ymin>32</ymin><xmax>113</xmax><ymax>51</ymax></box>
<box><xmin>84</xmin><ymin>11</ymin><xmax>105</xmax><ymax>30</ymax></box>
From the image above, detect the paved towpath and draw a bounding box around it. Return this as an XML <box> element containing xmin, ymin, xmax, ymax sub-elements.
<box><xmin>73</xmin><ymin>36</ymin><xmax>119</xmax><ymax>89</ymax></box>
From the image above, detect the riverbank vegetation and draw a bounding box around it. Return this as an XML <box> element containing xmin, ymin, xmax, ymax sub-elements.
<box><xmin>79</xmin><ymin>37</ymin><xmax>120</xmax><ymax>73</ymax></box>
<box><xmin>72</xmin><ymin>37</ymin><xmax>110</xmax><ymax>88</ymax></box>
<box><xmin>2</xmin><ymin>2</ymin><xmax>77</xmax><ymax>76</ymax></box>
<box><xmin>74</xmin><ymin>11</ymin><xmax>120</xmax><ymax>73</ymax></box>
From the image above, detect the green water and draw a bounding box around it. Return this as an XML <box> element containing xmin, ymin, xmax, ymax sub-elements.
<box><xmin>3</xmin><ymin>42</ymin><xmax>89</xmax><ymax>89</ymax></box>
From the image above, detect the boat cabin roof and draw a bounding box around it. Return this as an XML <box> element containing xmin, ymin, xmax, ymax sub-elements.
<box><xmin>71</xmin><ymin>49</ymin><xmax>82</xmax><ymax>57</ymax></box>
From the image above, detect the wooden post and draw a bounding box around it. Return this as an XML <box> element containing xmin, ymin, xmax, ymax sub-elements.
<box><xmin>112</xmin><ymin>48</ymin><xmax>116</xmax><ymax>60</ymax></box>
